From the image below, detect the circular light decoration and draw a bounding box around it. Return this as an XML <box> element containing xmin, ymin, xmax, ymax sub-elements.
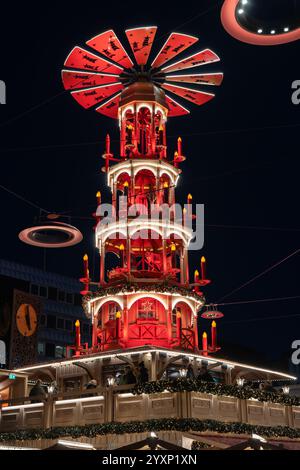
<box><xmin>18</xmin><ymin>221</ymin><xmax>83</xmax><ymax>248</ymax></box>
<box><xmin>221</xmin><ymin>0</ymin><xmax>300</xmax><ymax>45</ymax></box>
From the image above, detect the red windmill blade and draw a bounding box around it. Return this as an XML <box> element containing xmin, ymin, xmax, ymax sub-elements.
<box><xmin>86</xmin><ymin>29</ymin><xmax>134</xmax><ymax>69</ymax></box>
<box><xmin>151</xmin><ymin>32</ymin><xmax>198</xmax><ymax>69</ymax></box>
<box><xmin>62</xmin><ymin>70</ymin><xmax>120</xmax><ymax>91</ymax></box>
<box><xmin>64</xmin><ymin>46</ymin><xmax>123</xmax><ymax>74</ymax></box>
<box><xmin>162</xmin><ymin>83</ymin><xmax>215</xmax><ymax>106</ymax></box>
<box><xmin>62</xmin><ymin>26</ymin><xmax>223</xmax><ymax>118</ymax></box>
<box><xmin>125</xmin><ymin>26</ymin><xmax>157</xmax><ymax>66</ymax></box>
<box><xmin>71</xmin><ymin>83</ymin><xmax>124</xmax><ymax>109</ymax></box>
<box><xmin>95</xmin><ymin>92</ymin><xmax>122</xmax><ymax>119</ymax></box>
<box><xmin>165</xmin><ymin>73</ymin><xmax>224</xmax><ymax>86</ymax></box>
<box><xmin>165</xmin><ymin>95</ymin><xmax>190</xmax><ymax>117</ymax></box>
<box><xmin>161</xmin><ymin>49</ymin><xmax>220</xmax><ymax>73</ymax></box>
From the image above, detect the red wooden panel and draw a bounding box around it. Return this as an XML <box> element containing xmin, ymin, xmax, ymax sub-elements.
<box><xmin>62</xmin><ymin>70</ymin><xmax>120</xmax><ymax>90</ymax></box>
<box><xmin>162</xmin><ymin>49</ymin><xmax>220</xmax><ymax>73</ymax></box>
<box><xmin>64</xmin><ymin>46</ymin><xmax>123</xmax><ymax>74</ymax></box>
<box><xmin>162</xmin><ymin>83</ymin><xmax>215</xmax><ymax>106</ymax></box>
<box><xmin>151</xmin><ymin>32</ymin><xmax>198</xmax><ymax>69</ymax></box>
<box><xmin>165</xmin><ymin>72</ymin><xmax>224</xmax><ymax>86</ymax></box>
<box><xmin>165</xmin><ymin>94</ymin><xmax>190</xmax><ymax>117</ymax></box>
<box><xmin>95</xmin><ymin>92</ymin><xmax>121</xmax><ymax>119</ymax></box>
<box><xmin>125</xmin><ymin>26</ymin><xmax>157</xmax><ymax>65</ymax></box>
<box><xmin>86</xmin><ymin>29</ymin><xmax>133</xmax><ymax>69</ymax></box>
<box><xmin>71</xmin><ymin>83</ymin><xmax>123</xmax><ymax>109</ymax></box>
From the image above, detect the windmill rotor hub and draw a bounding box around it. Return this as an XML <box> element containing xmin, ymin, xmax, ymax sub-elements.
<box><xmin>119</xmin><ymin>80</ymin><xmax>167</xmax><ymax>108</ymax></box>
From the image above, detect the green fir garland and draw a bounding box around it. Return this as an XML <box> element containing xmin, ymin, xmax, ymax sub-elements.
<box><xmin>1</xmin><ymin>418</ymin><xmax>300</xmax><ymax>442</ymax></box>
<box><xmin>130</xmin><ymin>378</ymin><xmax>300</xmax><ymax>407</ymax></box>
<box><xmin>83</xmin><ymin>282</ymin><xmax>204</xmax><ymax>312</ymax></box>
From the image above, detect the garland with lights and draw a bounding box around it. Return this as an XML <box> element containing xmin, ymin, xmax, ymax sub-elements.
<box><xmin>130</xmin><ymin>378</ymin><xmax>300</xmax><ymax>407</ymax></box>
<box><xmin>83</xmin><ymin>282</ymin><xmax>204</xmax><ymax>312</ymax></box>
<box><xmin>1</xmin><ymin>418</ymin><xmax>300</xmax><ymax>443</ymax></box>
<box><xmin>191</xmin><ymin>441</ymin><xmax>211</xmax><ymax>449</ymax></box>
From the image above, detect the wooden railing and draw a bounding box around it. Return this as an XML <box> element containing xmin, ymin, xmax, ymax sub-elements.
<box><xmin>1</xmin><ymin>386</ymin><xmax>300</xmax><ymax>433</ymax></box>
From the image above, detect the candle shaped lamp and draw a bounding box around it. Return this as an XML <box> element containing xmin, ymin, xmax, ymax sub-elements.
<box><xmin>119</xmin><ymin>243</ymin><xmax>125</xmax><ymax>267</ymax></box>
<box><xmin>123</xmin><ymin>181</ymin><xmax>129</xmax><ymax>198</ymax></box>
<box><xmin>159</xmin><ymin>125</ymin><xmax>164</xmax><ymax>146</ymax></box>
<box><xmin>75</xmin><ymin>320</ymin><xmax>81</xmax><ymax>353</ymax></box>
<box><xmin>201</xmin><ymin>256</ymin><xmax>206</xmax><ymax>281</ymax></box>
<box><xmin>211</xmin><ymin>320</ymin><xmax>217</xmax><ymax>351</ymax></box>
<box><xmin>105</xmin><ymin>133</ymin><xmax>111</xmax><ymax>155</ymax></box>
<box><xmin>96</xmin><ymin>191</ymin><xmax>101</xmax><ymax>206</ymax></box>
<box><xmin>80</xmin><ymin>254</ymin><xmax>90</xmax><ymax>295</ymax></box>
<box><xmin>177</xmin><ymin>137</ymin><xmax>182</xmax><ymax>156</ymax></box>
<box><xmin>176</xmin><ymin>310</ymin><xmax>182</xmax><ymax>343</ymax></box>
<box><xmin>104</xmin><ymin>134</ymin><xmax>113</xmax><ymax>172</ymax></box>
<box><xmin>163</xmin><ymin>181</ymin><xmax>169</xmax><ymax>203</ymax></box>
<box><xmin>126</xmin><ymin>124</ymin><xmax>133</xmax><ymax>146</ymax></box>
<box><xmin>115</xmin><ymin>311</ymin><xmax>121</xmax><ymax>340</ymax></box>
<box><xmin>171</xmin><ymin>242</ymin><xmax>176</xmax><ymax>268</ymax></box>
<box><xmin>183</xmin><ymin>207</ymin><xmax>187</xmax><ymax>226</ymax></box>
<box><xmin>187</xmin><ymin>193</ymin><xmax>193</xmax><ymax>218</ymax></box>
<box><xmin>83</xmin><ymin>254</ymin><xmax>89</xmax><ymax>278</ymax></box>
<box><xmin>194</xmin><ymin>269</ymin><xmax>200</xmax><ymax>293</ymax></box>
<box><xmin>202</xmin><ymin>332</ymin><xmax>208</xmax><ymax>356</ymax></box>
<box><xmin>174</xmin><ymin>151</ymin><xmax>179</xmax><ymax>168</ymax></box>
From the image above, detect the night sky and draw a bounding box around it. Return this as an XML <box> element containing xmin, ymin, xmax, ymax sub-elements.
<box><xmin>0</xmin><ymin>1</ymin><xmax>299</xmax><ymax>368</ymax></box>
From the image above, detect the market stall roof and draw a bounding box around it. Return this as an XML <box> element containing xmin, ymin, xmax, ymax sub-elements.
<box><xmin>13</xmin><ymin>345</ymin><xmax>297</xmax><ymax>382</ymax></box>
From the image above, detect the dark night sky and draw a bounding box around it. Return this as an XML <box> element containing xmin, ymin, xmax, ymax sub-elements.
<box><xmin>0</xmin><ymin>1</ymin><xmax>299</xmax><ymax>367</ymax></box>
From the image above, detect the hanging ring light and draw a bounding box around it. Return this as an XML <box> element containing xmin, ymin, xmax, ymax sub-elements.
<box><xmin>221</xmin><ymin>0</ymin><xmax>300</xmax><ymax>46</ymax></box>
<box><xmin>19</xmin><ymin>220</ymin><xmax>83</xmax><ymax>248</ymax></box>
<box><xmin>201</xmin><ymin>304</ymin><xmax>224</xmax><ymax>319</ymax></box>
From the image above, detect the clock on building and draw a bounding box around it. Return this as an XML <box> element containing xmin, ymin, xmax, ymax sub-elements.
<box><xmin>16</xmin><ymin>303</ymin><xmax>37</xmax><ymax>337</ymax></box>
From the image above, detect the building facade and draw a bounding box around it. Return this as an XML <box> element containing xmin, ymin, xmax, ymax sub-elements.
<box><xmin>0</xmin><ymin>259</ymin><xmax>90</xmax><ymax>368</ymax></box>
